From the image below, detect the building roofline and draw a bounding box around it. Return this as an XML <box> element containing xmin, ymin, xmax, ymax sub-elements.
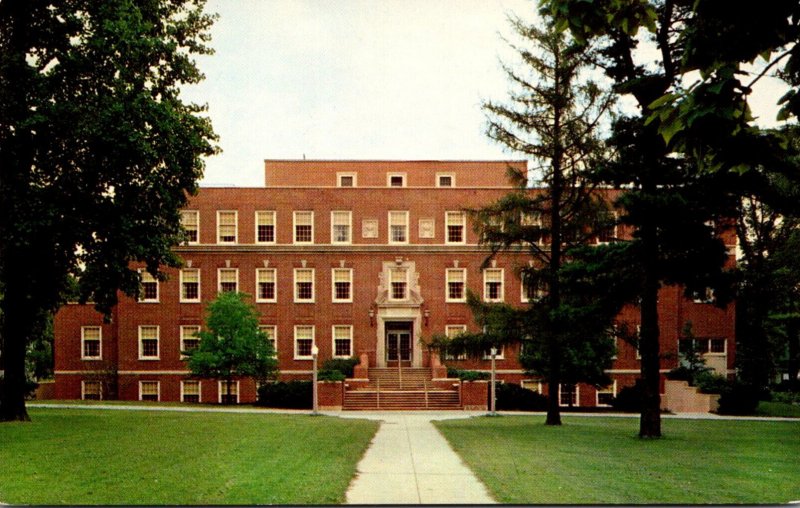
<box><xmin>263</xmin><ymin>158</ymin><xmax>528</xmax><ymax>163</ymax></box>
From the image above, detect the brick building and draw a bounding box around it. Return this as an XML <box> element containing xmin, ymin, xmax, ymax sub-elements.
<box><xmin>53</xmin><ymin>160</ymin><xmax>736</xmax><ymax>407</ymax></box>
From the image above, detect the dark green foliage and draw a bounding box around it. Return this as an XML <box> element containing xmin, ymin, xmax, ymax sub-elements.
<box><xmin>495</xmin><ymin>383</ymin><xmax>548</xmax><ymax>411</ymax></box>
<box><xmin>717</xmin><ymin>383</ymin><xmax>763</xmax><ymax>415</ymax></box>
<box><xmin>321</xmin><ymin>357</ymin><xmax>359</xmax><ymax>378</ymax></box>
<box><xmin>694</xmin><ymin>372</ymin><xmax>730</xmax><ymax>395</ymax></box>
<box><xmin>256</xmin><ymin>381</ymin><xmax>312</xmax><ymax>409</ymax></box>
<box><xmin>0</xmin><ymin>0</ymin><xmax>218</xmax><ymax>421</ymax></box>
<box><xmin>446</xmin><ymin>367</ymin><xmax>491</xmax><ymax>381</ymax></box>
<box><xmin>610</xmin><ymin>381</ymin><xmax>645</xmax><ymax>413</ymax></box>
<box><xmin>317</xmin><ymin>370</ymin><xmax>346</xmax><ymax>382</ymax></box>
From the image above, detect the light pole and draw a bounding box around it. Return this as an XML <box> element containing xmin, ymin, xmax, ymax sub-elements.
<box><xmin>489</xmin><ymin>347</ymin><xmax>497</xmax><ymax>416</ymax></box>
<box><xmin>311</xmin><ymin>344</ymin><xmax>319</xmax><ymax>416</ymax></box>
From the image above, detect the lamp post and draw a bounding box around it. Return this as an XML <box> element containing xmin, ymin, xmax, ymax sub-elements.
<box><xmin>489</xmin><ymin>347</ymin><xmax>497</xmax><ymax>416</ymax></box>
<box><xmin>311</xmin><ymin>344</ymin><xmax>319</xmax><ymax>416</ymax></box>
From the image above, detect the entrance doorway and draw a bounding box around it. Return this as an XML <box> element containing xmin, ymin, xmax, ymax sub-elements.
<box><xmin>385</xmin><ymin>321</ymin><xmax>413</xmax><ymax>367</ymax></box>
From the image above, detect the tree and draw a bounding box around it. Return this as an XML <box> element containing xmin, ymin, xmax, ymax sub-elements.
<box><xmin>186</xmin><ymin>292</ymin><xmax>277</xmax><ymax>404</ymax></box>
<box><xmin>0</xmin><ymin>0</ymin><xmax>218</xmax><ymax>421</ymax></box>
<box><xmin>539</xmin><ymin>0</ymin><xmax>800</xmax><ymax>437</ymax></box>
<box><xmin>429</xmin><ymin>17</ymin><xmax>622</xmax><ymax>425</ymax></box>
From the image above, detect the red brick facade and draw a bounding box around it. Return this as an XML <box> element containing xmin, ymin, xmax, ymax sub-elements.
<box><xmin>53</xmin><ymin>160</ymin><xmax>736</xmax><ymax>406</ymax></box>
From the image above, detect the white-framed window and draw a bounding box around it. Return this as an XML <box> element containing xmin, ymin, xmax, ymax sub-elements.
<box><xmin>217</xmin><ymin>211</ymin><xmax>238</xmax><ymax>244</ymax></box>
<box><xmin>139</xmin><ymin>271</ymin><xmax>159</xmax><ymax>302</ymax></box>
<box><xmin>521</xmin><ymin>379</ymin><xmax>544</xmax><ymax>394</ymax></box>
<box><xmin>218</xmin><ymin>268</ymin><xmax>239</xmax><ymax>293</ymax></box>
<box><xmin>446</xmin><ymin>268</ymin><xmax>466</xmax><ymax>302</ymax></box>
<box><xmin>692</xmin><ymin>287</ymin><xmax>715</xmax><ymax>304</ymax></box>
<box><xmin>387</xmin><ymin>173</ymin><xmax>406</xmax><ymax>187</ymax></box>
<box><xmin>255</xmin><ymin>211</ymin><xmax>276</xmax><ymax>244</ymax></box>
<box><xmin>331</xmin><ymin>211</ymin><xmax>352</xmax><ymax>244</ymax></box>
<box><xmin>337</xmin><ymin>172</ymin><xmax>357</xmax><ymax>187</ymax></box>
<box><xmin>558</xmin><ymin>383</ymin><xmax>579</xmax><ymax>407</ymax></box>
<box><xmin>436</xmin><ymin>173</ymin><xmax>455</xmax><ymax>187</ymax></box>
<box><xmin>520</xmin><ymin>211</ymin><xmax>542</xmax><ymax>227</ymax></box>
<box><xmin>596</xmin><ymin>381</ymin><xmax>617</xmax><ymax>406</ymax></box>
<box><xmin>294</xmin><ymin>325</ymin><xmax>315</xmax><ymax>360</ymax></box>
<box><xmin>180</xmin><ymin>325</ymin><xmax>201</xmax><ymax>358</ymax></box>
<box><xmin>256</xmin><ymin>268</ymin><xmax>277</xmax><ymax>302</ymax></box>
<box><xmin>218</xmin><ymin>380</ymin><xmax>239</xmax><ymax>404</ymax></box>
<box><xmin>445</xmin><ymin>211</ymin><xmax>466</xmax><ymax>244</ymax></box>
<box><xmin>81</xmin><ymin>326</ymin><xmax>102</xmax><ymax>360</ymax></box>
<box><xmin>483</xmin><ymin>268</ymin><xmax>504</xmax><ymax>302</ymax></box>
<box><xmin>332</xmin><ymin>268</ymin><xmax>353</xmax><ymax>303</ymax></box>
<box><xmin>139</xmin><ymin>380</ymin><xmax>160</xmax><ymax>401</ymax></box>
<box><xmin>595</xmin><ymin>211</ymin><xmax>617</xmax><ymax>244</ymax></box>
<box><xmin>181</xmin><ymin>210</ymin><xmax>199</xmax><ymax>244</ymax></box>
<box><xmin>521</xmin><ymin>273</ymin><xmax>547</xmax><ymax>303</ymax></box>
<box><xmin>389</xmin><ymin>211</ymin><xmax>409</xmax><ymax>244</ymax></box>
<box><xmin>294</xmin><ymin>268</ymin><xmax>315</xmax><ymax>303</ymax></box>
<box><xmin>332</xmin><ymin>325</ymin><xmax>353</xmax><ymax>358</ymax></box>
<box><xmin>293</xmin><ymin>211</ymin><xmax>314</xmax><ymax>244</ymax></box>
<box><xmin>259</xmin><ymin>325</ymin><xmax>277</xmax><ymax>357</ymax></box>
<box><xmin>444</xmin><ymin>325</ymin><xmax>467</xmax><ymax>360</ymax></box>
<box><xmin>389</xmin><ymin>267</ymin><xmax>408</xmax><ymax>300</ymax></box>
<box><xmin>679</xmin><ymin>337</ymin><xmax>726</xmax><ymax>356</ymax></box>
<box><xmin>180</xmin><ymin>268</ymin><xmax>201</xmax><ymax>302</ymax></box>
<box><xmin>81</xmin><ymin>380</ymin><xmax>102</xmax><ymax>400</ymax></box>
<box><xmin>482</xmin><ymin>345</ymin><xmax>505</xmax><ymax>360</ymax></box>
<box><xmin>181</xmin><ymin>380</ymin><xmax>201</xmax><ymax>403</ymax></box>
<box><xmin>138</xmin><ymin>325</ymin><xmax>159</xmax><ymax>360</ymax></box>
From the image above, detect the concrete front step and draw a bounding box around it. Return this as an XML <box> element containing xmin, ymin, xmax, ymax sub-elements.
<box><xmin>343</xmin><ymin>390</ymin><xmax>460</xmax><ymax>410</ymax></box>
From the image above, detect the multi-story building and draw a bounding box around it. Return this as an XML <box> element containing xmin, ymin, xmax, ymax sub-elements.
<box><xmin>53</xmin><ymin>160</ymin><xmax>736</xmax><ymax>407</ymax></box>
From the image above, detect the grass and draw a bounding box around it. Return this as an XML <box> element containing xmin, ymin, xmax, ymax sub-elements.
<box><xmin>756</xmin><ymin>400</ymin><xmax>800</xmax><ymax>417</ymax></box>
<box><xmin>0</xmin><ymin>407</ymin><xmax>378</xmax><ymax>505</ymax></box>
<box><xmin>434</xmin><ymin>415</ymin><xmax>800</xmax><ymax>504</ymax></box>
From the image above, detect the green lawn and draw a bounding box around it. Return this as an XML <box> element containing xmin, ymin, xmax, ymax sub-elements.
<box><xmin>0</xmin><ymin>408</ymin><xmax>378</xmax><ymax>505</ymax></box>
<box><xmin>434</xmin><ymin>415</ymin><xmax>800</xmax><ymax>504</ymax></box>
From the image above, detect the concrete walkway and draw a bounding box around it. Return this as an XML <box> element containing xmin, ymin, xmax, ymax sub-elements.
<box><xmin>339</xmin><ymin>411</ymin><xmax>496</xmax><ymax>505</ymax></box>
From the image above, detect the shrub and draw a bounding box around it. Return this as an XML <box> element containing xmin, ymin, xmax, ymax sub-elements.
<box><xmin>256</xmin><ymin>381</ymin><xmax>312</xmax><ymax>409</ymax></box>
<box><xmin>695</xmin><ymin>371</ymin><xmax>729</xmax><ymax>394</ymax></box>
<box><xmin>321</xmin><ymin>357</ymin><xmax>359</xmax><ymax>378</ymax></box>
<box><xmin>317</xmin><ymin>369</ymin><xmax>346</xmax><ymax>382</ymax></box>
<box><xmin>717</xmin><ymin>382</ymin><xmax>761</xmax><ymax>415</ymax></box>
<box><xmin>665</xmin><ymin>366</ymin><xmax>694</xmax><ymax>383</ymax></box>
<box><xmin>447</xmin><ymin>367</ymin><xmax>490</xmax><ymax>381</ymax></box>
<box><xmin>495</xmin><ymin>383</ymin><xmax>548</xmax><ymax>411</ymax></box>
<box><xmin>610</xmin><ymin>380</ymin><xmax>644</xmax><ymax>413</ymax></box>
<box><xmin>770</xmin><ymin>391</ymin><xmax>800</xmax><ymax>405</ymax></box>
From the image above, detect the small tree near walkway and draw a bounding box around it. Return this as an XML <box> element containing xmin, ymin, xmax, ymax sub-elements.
<box><xmin>186</xmin><ymin>292</ymin><xmax>277</xmax><ymax>404</ymax></box>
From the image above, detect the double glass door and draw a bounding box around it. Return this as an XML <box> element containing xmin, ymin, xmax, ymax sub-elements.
<box><xmin>386</xmin><ymin>323</ymin><xmax>412</xmax><ymax>365</ymax></box>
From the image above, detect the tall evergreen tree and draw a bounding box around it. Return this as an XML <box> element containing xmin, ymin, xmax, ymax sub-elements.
<box><xmin>0</xmin><ymin>0</ymin><xmax>218</xmax><ymax>421</ymax></box>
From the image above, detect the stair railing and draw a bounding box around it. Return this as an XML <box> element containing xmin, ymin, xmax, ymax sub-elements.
<box><xmin>376</xmin><ymin>377</ymin><xmax>380</xmax><ymax>409</ymax></box>
<box><xmin>424</xmin><ymin>380</ymin><xmax>429</xmax><ymax>408</ymax></box>
<box><xmin>398</xmin><ymin>363</ymin><xmax>403</xmax><ymax>390</ymax></box>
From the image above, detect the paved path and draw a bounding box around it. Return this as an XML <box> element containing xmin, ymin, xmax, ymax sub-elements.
<box><xmin>339</xmin><ymin>411</ymin><xmax>496</xmax><ymax>505</ymax></box>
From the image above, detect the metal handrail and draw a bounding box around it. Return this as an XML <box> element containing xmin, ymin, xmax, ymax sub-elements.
<box><xmin>376</xmin><ymin>377</ymin><xmax>380</xmax><ymax>409</ymax></box>
<box><xmin>424</xmin><ymin>380</ymin><xmax>429</xmax><ymax>408</ymax></box>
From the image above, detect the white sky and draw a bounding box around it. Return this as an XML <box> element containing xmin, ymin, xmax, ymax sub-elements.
<box><xmin>181</xmin><ymin>0</ymin><xmax>788</xmax><ymax>187</ymax></box>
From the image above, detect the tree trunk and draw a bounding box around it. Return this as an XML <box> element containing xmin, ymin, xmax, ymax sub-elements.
<box><xmin>546</xmin><ymin>377</ymin><xmax>562</xmax><ymax>425</ymax></box>
<box><xmin>787</xmin><ymin>321</ymin><xmax>799</xmax><ymax>391</ymax></box>
<box><xmin>638</xmin><ymin>210</ymin><xmax>661</xmax><ymax>438</ymax></box>
<box><xmin>0</xmin><ymin>291</ymin><xmax>33</xmax><ymax>422</ymax></box>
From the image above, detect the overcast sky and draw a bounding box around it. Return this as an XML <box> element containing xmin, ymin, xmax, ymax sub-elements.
<box><xmin>181</xmin><ymin>0</ymin><xmax>787</xmax><ymax>187</ymax></box>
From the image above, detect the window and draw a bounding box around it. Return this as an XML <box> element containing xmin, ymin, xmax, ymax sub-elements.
<box><xmin>337</xmin><ymin>172</ymin><xmax>357</xmax><ymax>187</ymax></box>
<box><xmin>482</xmin><ymin>345</ymin><xmax>505</xmax><ymax>360</ymax></box>
<box><xmin>558</xmin><ymin>383</ymin><xmax>579</xmax><ymax>407</ymax></box>
<box><xmin>483</xmin><ymin>268</ymin><xmax>504</xmax><ymax>302</ymax></box>
<box><xmin>389</xmin><ymin>211</ymin><xmax>409</xmax><ymax>244</ymax></box>
<box><xmin>139</xmin><ymin>271</ymin><xmax>159</xmax><ymax>302</ymax></box>
<box><xmin>294</xmin><ymin>325</ymin><xmax>315</xmax><ymax>359</ymax></box>
<box><xmin>437</xmin><ymin>173</ymin><xmax>455</xmax><ymax>187</ymax></box>
<box><xmin>332</xmin><ymin>268</ymin><xmax>353</xmax><ymax>302</ymax></box>
<box><xmin>218</xmin><ymin>268</ymin><xmax>238</xmax><ymax>293</ymax></box>
<box><xmin>81</xmin><ymin>326</ymin><xmax>102</xmax><ymax>360</ymax></box>
<box><xmin>521</xmin><ymin>273</ymin><xmax>547</xmax><ymax>303</ymax></box>
<box><xmin>679</xmin><ymin>338</ymin><xmax>726</xmax><ymax>355</ymax></box>
<box><xmin>139</xmin><ymin>381</ymin><xmax>160</xmax><ymax>401</ymax></box>
<box><xmin>446</xmin><ymin>268</ymin><xmax>466</xmax><ymax>302</ymax></box>
<box><xmin>218</xmin><ymin>380</ymin><xmax>239</xmax><ymax>404</ymax></box>
<box><xmin>692</xmin><ymin>287</ymin><xmax>715</xmax><ymax>304</ymax></box>
<box><xmin>256</xmin><ymin>211</ymin><xmax>276</xmax><ymax>243</ymax></box>
<box><xmin>217</xmin><ymin>211</ymin><xmax>237</xmax><ymax>244</ymax></box>
<box><xmin>181</xmin><ymin>210</ymin><xmax>199</xmax><ymax>244</ymax></box>
<box><xmin>331</xmin><ymin>211</ymin><xmax>352</xmax><ymax>244</ymax></box>
<box><xmin>181</xmin><ymin>380</ymin><xmax>201</xmax><ymax>403</ymax></box>
<box><xmin>82</xmin><ymin>380</ymin><xmax>102</xmax><ymax>400</ymax></box>
<box><xmin>595</xmin><ymin>211</ymin><xmax>617</xmax><ymax>244</ymax></box>
<box><xmin>294</xmin><ymin>211</ymin><xmax>314</xmax><ymax>243</ymax></box>
<box><xmin>446</xmin><ymin>211</ymin><xmax>465</xmax><ymax>244</ymax></box>
<box><xmin>180</xmin><ymin>326</ymin><xmax>201</xmax><ymax>357</ymax></box>
<box><xmin>256</xmin><ymin>268</ymin><xmax>277</xmax><ymax>302</ymax></box>
<box><xmin>389</xmin><ymin>267</ymin><xmax>408</xmax><ymax>300</ymax></box>
<box><xmin>444</xmin><ymin>325</ymin><xmax>467</xmax><ymax>360</ymax></box>
<box><xmin>332</xmin><ymin>325</ymin><xmax>353</xmax><ymax>358</ymax></box>
<box><xmin>388</xmin><ymin>173</ymin><xmax>406</xmax><ymax>187</ymax></box>
<box><xmin>520</xmin><ymin>211</ymin><xmax>543</xmax><ymax>244</ymax></box>
<box><xmin>180</xmin><ymin>268</ymin><xmax>200</xmax><ymax>302</ymax></box>
<box><xmin>259</xmin><ymin>325</ymin><xmax>277</xmax><ymax>356</ymax></box>
<box><xmin>294</xmin><ymin>268</ymin><xmax>314</xmax><ymax>302</ymax></box>
<box><xmin>138</xmin><ymin>326</ymin><xmax>159</xmax><ymax>359</ymax></box>
<box><xmin>596</xmin><ymin>381</ymin><xmax>616</xmax><ymax>406</ymax></box>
